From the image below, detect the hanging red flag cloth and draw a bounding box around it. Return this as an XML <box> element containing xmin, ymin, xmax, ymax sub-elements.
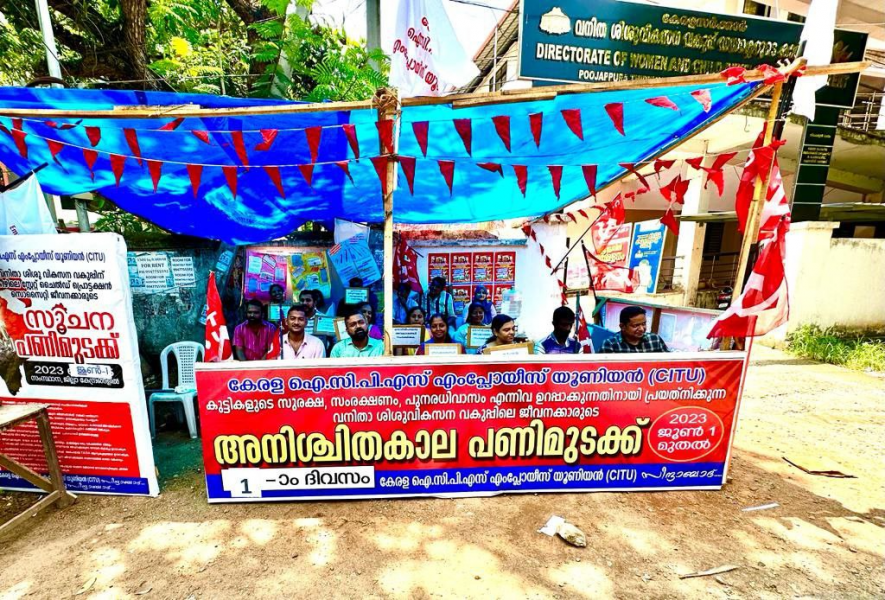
<box><xmin>82</xmin><ymin>149</ymin><xmax>98</xmax><ymax>180</ymax></box>
<box><xmin>586</xmin><ymin>250</ymin><xmax>638</xmax><ymax>293</ymax></box>
<box><xmin>477</xmin><ymin>162</ymin><xmax>504</xmax><ymax>177</ymax></box>
<box><xmin>660</xmin><ymin>206</ymin><xmax>680</xmax><ymax>235</ymax></box>
<box><xmin>492</xmin><ymin>115</ymin><xmax>511</xmax><ymax>151</ymax></box>
<box><xmin>370</xmin><ymin>156</ymin><xmax>390</xmax><ymax>195</ymax></box>
<box><xmin>411</xmin><ymin>121</ymin><xmax>429</xmax><ymax>157</ymax></box>
<box><xmin>204</xmin><ymin>271</ymin><xmax>232</xmax><ymax>362</ymax></box>
<box><xmin>399</xmin><ymin>156</ymin><xmax>417</xmax><ymax>194</ymax></box>
<box><xmin>691</xmin><ymin>89</ymin><xmax>712</xmax><ymax>112</ymax></box>
<box><xmin>654</xmin><ymin>158</ymin><xmax>676</xmax><ymax>175</ymax></box>
<box><xmin>10</xmin><ymin>129</ymin><xmax>28</xmax><ymax>159</ymax></box>
<box><xmin>191</xmin><ymin>130</ymin><xmax>212</xmax><ymax>145</ymax></box>
<box><xmin>529</xmin><ymin>113</ymin><xmax>543</xmax><ymax>147</ymax></box>
<box><xmin>110</xmin><ymin>154</ymin><xmax>126</xmax><ymax>186</ymax></box>
<box><xmin>222</xmin><ymin>165</ymin><xmax>237</xmax><ymax>199</ymax></box>
<box><xmin>454</xmin><ymin>118</ymin><xmax>472</xmax><ymax>155</ymax></box>
<box><xmin>560</xmin><ymin>108</ymin><xmax>584</xmax><ymax>140</ymax></box>
<box><xmin>375</xmin><ymin>120</ymin><xmax>395</xmax><ymax>154</ymax></box>
<box><xmin>604</xmin><ymin>103</ymin><xmax>625</xmax><ymax>136</ymax></box>
<box><xmin>581</xmin><ymin>165</ymin><xmax>597</xmax><ymax>197</ymax></box>
<box><xmin>645</xmin><ymin>96</ymin><xmax>679</xmax><ymax>111</ymax></box>
<box><xmin>618</xmin><ymin>162</ymin><xmax>651</xmax><ymax>191</ymax></box>
<box><xmin>263</xmin><ymin>166</ymin><xmax>286</xmax><ymax>198</ymax></box>
<box><xmin>341</xmin><ymin>124</ymin><xmax>359</xmax><ymax>159</ymax></box>
<box><xmin>187</xmin><ymin>164</ymin><xmax>203</xmax><ymax>197</ymax></box>
<box><xmin>124</xmin><ymin>128</ymin><xmax>142</xmax><ymax>165</ymax></box>
<box><xmin>394</xmin><ymin>238</ymin><xmax>423</xmax><ymax>294</ymax></box>
<box><xmin>335</xmin><ymin>160</ymin><xmax>354</xmax><ymax>183</ymax></box>
<box><xmin>147</xmin><ymin>160</ymin><xmax>163</xmax><ymax>191</ymax></box>
<box><xmin>45</xmin><ymin>139</ymin><xmax>63</xmax><ymax>163</ymax></box>
<box><xmin>438</xmin><ymin>160</ymin><xmax>455</xmax><ymax>195</ymax></box>
<box><xmin>720</xmin><ymin>66</ymin><xmax>747</xmax><ymax>86</ymax></box>
<box><xmin>512</xmin><ymin>165</ymin><xmax>527</xmax><ymax>197</ymax></box>
<box><xmin>297</xmin><ymin>164</ymin><xmax>314</xmax><ymax>188</ymax></box>
<box><xmin>254</xmin><ymin>129</ymin><xmax>278</xmax><ymax>151</ymax></box>
<box><xmin>158</xmin><ymin>117</ymin><xmax>184</xmax><ymax>131</ymax></box>
<box><xmin>231</xmin><ymin>131</ymin><xmax>250</xmax><ymax>167</ymax></box>
<box><xmin>305</xmin><ymin>126</ymin><xmax>322</xmax><ymax>163</ymax></box>
<box><xmin>548</xmin><ymin>165</ymin><xmax>563</xmax><ymax>199</ymax></box>
<box><xmin>86</xmin><ymin>126</ymin><xmax>101</xmax><ymax>147</ymax></box>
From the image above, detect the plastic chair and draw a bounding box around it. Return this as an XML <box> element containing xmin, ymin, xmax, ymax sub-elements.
<box><xmin>148</xmin><ymin>342</ymin><xmax>204</xmax><ymax>439</ymax></box>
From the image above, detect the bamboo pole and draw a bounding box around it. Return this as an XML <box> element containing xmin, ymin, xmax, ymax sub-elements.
<box><xmin>374</xmin><ymin>88</ymin><xmax>400</xmax><ymax>356</ymax></box>
<box><xmin>0</xmin><ymin>62</ymin><xmax>867</xmax><ymax>119</ymax></box>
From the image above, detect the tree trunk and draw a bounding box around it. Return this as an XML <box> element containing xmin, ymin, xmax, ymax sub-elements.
<box><xmin>119</xmin><ymin>0</ymin><xmax>151</xmax><ymax>88</ymax></box>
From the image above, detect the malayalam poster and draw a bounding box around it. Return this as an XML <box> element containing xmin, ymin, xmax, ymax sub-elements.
<box><xmin>290</xmin><ymin>249</ymin><xmax>332</xmax><ymax>299</ymax></box>
<box><xmin>494</xmin><ymin>251</ymin><xmax>516</xmax><ymax>282</ymax></box>
<box><xmin>244</xmin><ymin>250</ymin><xmax>289</xmax><ymax>303</ymax></box>
<box><xmin>596</xmin><ymin>223</ymin><xmax>633</xmax><ymax>266</ymax></box>
<box><xmin>472</xmin><ymin>252</ymin><xmax>494</xmax><ymax>283</ymax></box>
<box><xmin>628</xmin><ymin>220</ymin><xmax>667</xmax><ymax>294</ymax></box>
<box><xmin>428</xmin><ymin>254</ymin><xmax>450</xmax><ymax>282</ymax></box>
<box><xmin>327</xmin><ymin>234</ymin><xmax>381</xmax><ymax>286</ymax></box>
<box><xmin>195</xmin><ymin>353</ymin><xmax>747</xmax><ymax>502</ymax></box>
<box><xmin>450</xmin><ymin>252</ymin><xmax>472</xmax><ymax>284</ymax></box>
<box><xmin>0</xmin><ymin>233</ymin><xmax>158</xmax><ymax>496</ymax></box>
<box><xmin>451</xmin><ymin>284</ymin><xmax>471</xmax><ymax>317</ymax></box>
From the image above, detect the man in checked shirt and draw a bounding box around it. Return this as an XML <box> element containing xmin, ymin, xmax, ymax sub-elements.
<box><xmin>600</xmin><ymin>306</ymin><xmax>670</xmax><ymax>354</ymax></box>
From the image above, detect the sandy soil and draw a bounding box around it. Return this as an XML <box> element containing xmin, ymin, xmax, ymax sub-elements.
<box><xmin>0</xmin><ymin>346</ymin><xmax>883</xmax><ymax>599</ymax></box>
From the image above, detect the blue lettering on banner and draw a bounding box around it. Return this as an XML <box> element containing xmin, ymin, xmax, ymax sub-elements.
<box><xmin>0</xmin><ymin>471</ymin><xmax>150</xmax><ymax>495</ymax></box>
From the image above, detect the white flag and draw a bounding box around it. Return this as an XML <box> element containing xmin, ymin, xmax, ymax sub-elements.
<box><xmin>791</xmin><ymin>0</ymin><xmax>839</xmax><ymax>121</ymax></box>
<box><xmin>0</xmin><ymin>174</ymin><xmax>57</xmax><ymax>236</ymax></box>
<box><xmin>389</xmin><ymin>0</ymin><xmax>480</xmax><ymax>97</ymax></box>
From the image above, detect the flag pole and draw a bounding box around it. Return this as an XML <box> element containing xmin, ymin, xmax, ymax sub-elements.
<box><xmin>375</xmin><ymin>87</ymin><xmax>400</xmax><ymax>356</ymax></box>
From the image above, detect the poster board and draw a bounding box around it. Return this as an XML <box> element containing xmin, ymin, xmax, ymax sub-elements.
<box><xmin>424</xmin><ymin>343</ymin><xmax>462</xmax><ymax>356</ymax></box>
<box><xmin>127</xmin><ymin>251</ymin><xmax>197</xmax><ymax>294</ymax></box>
<box><xmin>0</xmin><ymin>233</ymin><xmax>158</xmax><ymax>496</ymax></box>
<box><xmin>290</xmin><ymin>250</ymin><xmax>332</xmax><ymax>300</ymax></box>
<box><xmin>327</xmin><ymin>234</ymin><xmax>381</xmax><ymax>286</ymax></box>
<box><xmin>628</xmin><ymin>220</ymin><xmax>667</xmax><ymax>294</ymax></box>
<box><xmin>428</xmin><ymin>254</ymin><xmax>450</xmax><ymax>281</ymax></box>
<box><xmin>482</xmin><ymin>341</ymin><xmax>534</xmax><ymax>356</ymax></box>
<box><xmin>195</xmin><ymin>352</ymin><xmax>748</xmax><ymax>502</ymax></box>
<box><xmin>244</xmin><ymin>250</ymin><xmax>289</xmax><ymax>303</ymax></box>
<box><xmin>391</xmin><ymin>325</ymin><xmax>425</xmax><ymax>347</ymax></box>
<box><xmin>425</xmin><ymin>249</ymin><xmax>517</xmax><ymax>320</ymax></box>
<box><xmin>314</xmin><ymin>314</ymin><xmax>339</xmax><ymax>337</ymax></box>
<box><xmin>466</xmin><ymin>326</ymin><xmax>492</xmax><ymax>349</ymax></box>
<box><xmin>344</xmin><ymin>288</ymin><xmax>369</xmax><ymax>304</ymax></box>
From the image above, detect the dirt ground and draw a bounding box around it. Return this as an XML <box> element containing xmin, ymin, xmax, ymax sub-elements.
<box><xmin>1</xmin><ymin>346</ymin><xmax>883</xmax><ymax>599</ymax></box>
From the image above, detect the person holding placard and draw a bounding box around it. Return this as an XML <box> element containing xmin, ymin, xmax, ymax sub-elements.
<box><xmin>417</xmin><ymin>314</ymin><xmax>463</xmax><ymax>355</ymax></box>
<box><xmin>330</xmin><ymin>308</ymin><xmax>384</xmax><ymax>358</ymax></box>
<box><xmin>453</xmin><ymin>302</ymin><xmax>486</xmax><ymax>348</ymax></box>
<box><xmin>394</xmin><ymin>307</ymin><xmax>428</xmax><ymax>356</ymax></box>
<box><xmin>280</xmin><ymin>305</ymin><xmax>326</xmax><ymax>360</ymax></box>
<box><xmin>475</xmin><ymin>314</ymin><xmax>523</xmax><ymax>355</ymax></box>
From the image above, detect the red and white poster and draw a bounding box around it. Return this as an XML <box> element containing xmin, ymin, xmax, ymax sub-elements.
<box><xmin>472</xmin><ymin>252</ymin><xmax>494</xmax><ymax>283</ymax></box>
<box><xmin>494</xmin><ymin>251</ymin><xmax>516</xmax><ymax>282</ymax></box>
<box><xmin>450</xmin><ymin>252</ymin><xmax>472</xmax><ymax>284</ymax></box>
<box><xmin>596</xmin><ymin>223</ymin><xmax>633</xmax><ymax>267</ymax></box>
<box><xmin>195</xmin><ymin>353</ymin><xmax>748</xmax><ymax>502</ymax></box>
<box><xmin>451</xmin><ymin>284</ymin><xmax>471</xmax><ymax>317</ymax></box>
<box><xmin>427</xmin><ymin>253</ymin><xmax>450</xmax><ymax>282</ymax></box>
<box><xmin>0</xmin><ymin>233</ymin><xmax>158</xmax><ymax>495</ymax></box>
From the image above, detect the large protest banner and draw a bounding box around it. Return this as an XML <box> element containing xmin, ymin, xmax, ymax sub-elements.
<box><xmin>196</xmin><ymin>353</ymin><xmax>747</xmax><ymax>502</ymax></box>
<box><xmin>0</xmin><ymin>233</ymin><xmax>158</xmax><ymax>496</ymax></box>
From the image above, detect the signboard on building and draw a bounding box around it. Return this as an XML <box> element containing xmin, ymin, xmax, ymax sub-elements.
<box><xmin>628</xmin><ymin>220</ymin><xmax>666</xmax><ymax>294</ymax></box>
<box><xmin>518</xmin><ymin>0</ymin><xmax>801</xmax><ymax>84</ymax></box>
<box><xmin>196</xmin><ymin>353</ymin><xmax>747</xmax><ymax>502</ymax></box>
<box><xmin>0</xmin><ymin>233</ymin><xmax>159</xmax><ymax>496</ymax></box>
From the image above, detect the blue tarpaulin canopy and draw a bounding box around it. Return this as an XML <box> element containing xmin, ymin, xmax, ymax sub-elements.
<box><xmin>0</xmin><ymin>81</ymin><xmax>762</xmax><ymax>244</ymax></box>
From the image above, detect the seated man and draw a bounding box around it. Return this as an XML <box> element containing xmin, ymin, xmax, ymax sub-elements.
<box><xmin>280</xmin><ymin>304</ymin><xmax>326</xmax><ymax>359</ymax></box>
<box><xmin>330</xmin><ymin>308</ymin><xmax>384</xmax><ymax>358</ymax></box>
<box><xmin>600</xmin><ymin>306</ymin><xmax>670</xmax><ymax>353</ymax></box>
<box><xmin>535</xmin><ymin>306</ymin><xmax>585</xmax><ymax>354</ymax></box>
<box><xmin>233</xmin><ymin>299</ymin><xmax>278</xmax><ymax>361</ymax></box>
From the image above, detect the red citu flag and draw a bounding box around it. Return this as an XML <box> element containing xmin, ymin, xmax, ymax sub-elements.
<box><xmin>204</xmin><ymin>271</ymin><xmax>232</xmax><ymax>362</ymax></box>
<box><xmin>394</xmin><ymin>238</ymin><xmax>423</xmax><ymax>293</ymax></box>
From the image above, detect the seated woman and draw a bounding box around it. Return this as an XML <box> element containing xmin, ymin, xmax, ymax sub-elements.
<box><xmin>475</xmin><ymin>314</ymin><xmax>518</xmax><ymax>355</ymax></box>
<box><xmin>417</xmin><ymin>313</ymin><xmax>464</xmax><ymax>355</ymax></box>
<box><xmin>472</xmin><ymin>285</ymin><xmax>496</xmax><ymax>325</ymax></box>
<box><xmin>358</xmin><ymin>302</ymin><xmax>384</xmax><ymax>340</ymax></box>
<box><xmin>395</xmin><ymin>306</ymin><xmax>428</xmax><ymax>356</ymax></box>
<box><xmin>453</xmin><ymin>302</ymin><xmax>486</xmax><ymax>347</ymax></box>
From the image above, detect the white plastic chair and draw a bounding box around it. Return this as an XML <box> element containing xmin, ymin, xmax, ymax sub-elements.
<box><xmin>148</xmin><ymin>342</ymin><xmax>204</xmax><ymax>439</ymax></box>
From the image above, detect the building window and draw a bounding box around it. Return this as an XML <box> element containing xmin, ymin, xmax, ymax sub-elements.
<box><xmin>787</xmin><ymin>12</ymin><xmax>806</xmax><ymax>23</ymax></box>
<box><xmin>743</xmin><ymin>0</ymin><xmax>771</xmax><ymax>17</ymax></box>
<box><xmin>494</xmin><ymin>62</ymin><xmax>508</xmax><ymax>91</ymax></box>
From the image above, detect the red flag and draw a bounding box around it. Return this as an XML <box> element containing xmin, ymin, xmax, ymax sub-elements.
<box><xmin>341</xmin><ymin>124</ymin><xmax>359</xmax><ymax>159</ymax></box>
<box><xmin>255</xmin><ymin>129</ymin><xmax>278</xmax><ymax>151</ymax></box>
<box><xmin>720</xmin><ymin>66</ymin><xmax>747</xmax><ymax>85</ymax></box>
<box><xmin>710</xmin><ymin>151</ymin><xmax>738</xmax><ymax>172</ymax></box>
<box><xmin>685</xmin><ymin>156</ymin><xmax>704</xmax><ymax>170</ymax></box>
<box><xmin>159</xmin><ymin>117</ymin><xmax>184</xmax><ymax>131</ymax></box>
<box><xmin>204</xmin><ymin>271</ymin><xmax>232</xmax><ymax>362</ymax></box>
<box><xmin>660</xmin><ymin>206</ymin><xmax>679</xmax><ymax>235</ymax></box>
<box><xmin>231</xmin><ymin>130</ymin><xmax>250</xmax><ymax>167</ymax></box>
<box><xmin>187</xmin><ymin>164</ymin><xmax>203</xmax><ymax>197</ymax></box>
<box><xmin>335</xmin><ymin>160</ymin><xmax>354</xmax><ymax>183</ymax></box>
<box><xmin>86</xmin><ymin>126</ymin><xmax>101</xmax><ymax>147</ymax></box>
<box><xmin>297</xmin><ymin>164</ymin><xmax>314</xmax><ymax>188</ymax></box>
<box><xmin>263</xmin><ymin>165</ymin><xmax>285</xmax><ymax>198</ymax></box>
<box><xmin>605</xmin><ymin>193</ymin><xmax>625</xmax><ymax>223</ymax></box>
<box><xmin>492</xmin><ymin>115</ymin><xmax>511</xmax><ymax>151</ymax></box>
<box><xmin>454</xmin><ymin>118</ymin><xmax>472</xmax><ymax>155</ymax></box>
<box><xmin>222</xmin><ymin>165</ymin><xmax>237</xmax><ymax>198</ymax></box>
<box><xmin>619</xmin><ymin>162</ymin><xmax>651</xmax><ymax>191</ymax></box>
<box><xmin>59</xmin><ymin>121</ymin><xmax>79</xmax><ymax>131</ymax></box>
<box><xmin>399</xmin><ymin>156</ymin><xmax>417</xmax><ymax>194</ymax></box>
<box><xmin>758</xmin><ymin>158</ymin><xmax>790</xmax><ymax>244</ymax></box>
<box><xmin>10</xmin><ymin>129</ymin><xmax>28</xmax><ymax>158</ymax></box>
<box><xmin>587</xmin><ymin>250</ymin><xmax>638</xmax><ymax>293</ymax></box>
<box><xmin>124</xmin><ymin>128</ymin><xmax>142</xmax><ymax>165</ymax></box>
<box><xmin>582</xmin><ymin>165</ymin><xmax>597</xmax><ymax>197</ymax></box>
<box><xmin>46</xmin><ymin>139</ymin><xmax>64</xmax><ymax>163</ymax></box>
<box><xmin>375</xmin><ymin>120</ymin><xmax>394</xmax><ymax>154</ymax></box>
<box><xmin>512</xmin><ymin>165</ymin><xmax>527</xmax><ymax>196</ymax></box>
<box><xmin>529</xmin><ymin>113</ymin><xmax>543</xmax><ymax>148</ymax></box>
<box><xmin>82</xmin><ymin>149</ymin><xmax>98</xmax><ymax>180</ymax></box>
<box><xmin>548</xmin><ymin>165</ymin><xmax>563</xmax><ymax>199</ymax></box>
<box><xmin>757</xmin><ymin>63</ymin><xmax>785</xmax><ymax>85</ymax></box>
<box><xmin>575</xmin><ymin>304</ymin><xmax>593</xmax><ymax>354</ymax></box>
<box><xmin>394</xmin><ymin>238</ymin><xmax>423</xmax><ymax>294</ymax></box>
<box><xmin>370</xmin><ymin>155</ymin><xmax>390</xmax><ymax>195</ymax></box>
<box><xmin>604</xmin><ymin>103</ymin><xmax>625</xmax><ymax>136</ymax></box>
<box><xmin>147</xmin><ymin>159</ymin><xmax>163</xmax><ymax>191</ymax></box>
<box><xmin>412</xmin><ymin>121</ymin><xmax>429</xmax><ymax>157</ymax></box>
<box><xmin>265</xmin><ymin>334</ymin><xmax>281</xmax><ymax>360</ymax></box>
<box><xmin>477</xmin><ymin>162</ymin><xmax>504</xmax><ymax>177</ymax></box>
<box><xmin>691</xmin><ymin>89</ymin><xmax>712</xmax><ymax>112</ymax></box>
<box><xmin>191</xmin><ymin>130</ymin><xmax>212</xmax><ymax>145</ymax></box>
<box><xmin>561</xmin><ymin>108</ymin><xmax>583</xmax><ymax>140</ymax></box>
<box><xmin>736</xmin><ymin>133</ymin><xmax>785</xmax><ymax>233</ymax></box>
<box><xmin>660</xmin><ymin>174</ymin><xmax>690</xmax><ymax>204</ymax></box>
<box><xmin>654</xmin><ymin>158</ymin><xmax>676</xmax><ymax>175</ymax></box>
<box><xmin>110</xmin><ymin>154</ymin><xmax>126</xmax><ymax>186</ymax></box>
<box><xmin>305</xmin><ymin>126</ymin><xmax>322</xmax><ymax>163</ymax></box>
<box><xmin>438</xmin><ymin>160</ymin><xmax>455</xmax><ymax>195</ymax></box>
<box><xmin>645</xmin><ymin>96</ymin><xmax>679</xmax><ymax>111</ymax></box>
<box><xmin>591</xmin><ymin>194</ymin><xmax>625</xmax><ymax>253</ymax></box>
<box><xmin>705</xmin><ymin>170</ymin><xmax>725</xmax><ymax>196</ymax></box>
<box><xmin>44</xmin><ymin>121</ymin><xmax>57</xmax><ymax>129</ymax></box>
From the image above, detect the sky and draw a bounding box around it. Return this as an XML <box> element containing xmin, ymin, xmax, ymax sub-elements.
<box><xmin>311</xmin><ymin>0</ymin><xmax>515</xmax><ymax>59</ymax></box>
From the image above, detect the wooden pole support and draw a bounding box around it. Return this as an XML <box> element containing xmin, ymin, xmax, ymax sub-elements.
<box><xmin>374</xmin><ymin>87</ymin><xmax>400</xmax><ymax>356</ymax></box>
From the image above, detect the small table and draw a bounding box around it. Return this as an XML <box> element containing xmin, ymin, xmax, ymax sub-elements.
<box><xmin>0</xmin><ymin>403</ymin><xmax>76</xmax><ymax>536</ymax></box>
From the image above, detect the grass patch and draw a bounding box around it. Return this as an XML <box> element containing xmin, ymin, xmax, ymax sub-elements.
<box><xmin>787</xmin><ymin>325</ymin><xmax>885</xmax><ymax>372</ymax></box>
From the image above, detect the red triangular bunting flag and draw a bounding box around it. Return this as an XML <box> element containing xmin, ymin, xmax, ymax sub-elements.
<box><xmin>619</xmin><ymin>162</ymin><xmax>651</xmax><ymax>191</ymax></box>
<box><xmin>604</xmin><ymin>103</ymin><xmax>625</xmax><ymax>136</ymax></box>
<box><xmin>705</xmin><ymin>170</ymin><xmax>725</xmax><ymax>196</ymax></box>
<box><xmin>187</xmin><ymin>164</ymin><xmax>202</xmax><ymax>197</ymax></box>
<box><xmin>159</xmin><ymin>117</ymin><xmax>184</xmax><ymax>131</ymax></box>
<box><xmin>263</xmin><ymin>166</ymin><xmax>285</xmax><ymax>198</ymax></box>
<box><xmin>147</xmin><ymin>160</ymin><xmax>163</xmax><ymax>191</ymax></box>
<box><xmin>255</xmin><ymin>129</ymin><xmax>278</xmax><ymax>151</ymax></box>
<box><xmin>110</xmin><ymin>154</ymin><xmax>126</xmax><ymax>186</ymax></box>
<box><xmin>605</xmin><ymin>193</ymin><xmax>625</xmax><ymax>223</ymax></box>
<box><xmin>46</xmin><ymin>139</ymin><xmax>64</xmax><ymax>163</ymax></box>
<box><xmin>477</xmin><ymin>162</ymin><xmax>504</xmax><ymax>177</ymax></box>
<box><xmin>691</xmin><ymin>89</ymin><xmax>712</xmax><ymax>112</ymax></box>
<box><xmin>757</xmin><ymin>64</ymin><xmax>785</xmax><ymax>85</ymax></box>
<box><xmin>560</xmin><ymin>108</ymin><xmax>583</xmax><ymax>140</ymax></box>
<box><xmin>124</xmin><ymin>128</ymin><xmax>142</xmax><ymax>165</ymax></box>
<box><xmin>222</xmin><ymin>165</ymin><xmax>237</xmax><ymax>198</ymax></box>
<box><xmin>231</xmin><ymin>131</ymin><xmax>249</xmax><ymax>167</ymax></box>
<box><xmin>297</xmin><ymin>164</ymin><xmax>315</xmax><ymax>188</ymax></box>
<box><xmin>512</xmin><ymin>165</ymin><xmax>527</xmax><ymax>197</ymax></box>
<box><xmin>548</xmin><ymin>165</ymin><xmax>563</xmax><ymax>199</ymax></box>
<box><xmin>10</xmin><ymin>129</ymin><xmax>28</xmax><ymax>159</ymax></box>
<box><xmin>82</xmin><ymin>149</ymin><xmax>98</xmax><ymax>179</ymax></box>
<box><xmin>341</xmin><ymin>124</ymin><xmax>359</xmax><ymax>159</ymax></box>
<box><xmin>654</xmin><ymin>158</ymin><xmax>676</xmax><ymax>174</ymax></box>
<box><xmin>59</xmin><ymin>121</ymin><xmax>79</xmax><ymax>131</ymax></box>
<box><xmin>645</xmin><ymin>96</ymin><xmax>679</xmax><ymax>111</ymax></box>
<box><xmin>686</xmin><ymin>156</ymin><xmax>704</xmax><ymax>170</ymax></box>
<box><xmin>191</xmin><ymin>130</ymin><xmax>211</xmax><ymax>145</ymax></box>
<box><xmin>529</xmin><ymin>113</ymin><xmax>543</xmax><ymax>148</ymax></box>
<box><xmin>438</xmin><ymin>160</ymin><xmax>455</xmax><ymax>195</ymax></box>
<box><xmin>661</xmin><ymin>206</ymin><xmax>680</xmax><ymax>235</ymax></box>
<box><xmin>412</xmin><ymin>121</ymin><xmax>429</xmax><ymax>157</ymax></box>
<box><xmin>45</xmin><ymin>121</ymin><xmax>57</xmax><ymax>129</ymax></box>
<box><xmin>305</xmin><ymin>126</ymin><xmax>322</xmax><ymax>163</ymax></box>
<box><xmin>399</xmin><ymin>156</ymin><xmax>417</xmax><ymax>194</ymax></box>
<box><xmin>375</xmin><ymin>120</ymin><xmax>394</xmax><ymax>154</ymax></box>
<box><xmin>710</xmin><ymin>151</ymin><xmax>739</xmax><ymax>172</ymax></box>
<box><xmin>454</xmin><ymin>118</ymin><xmax>472</xmax><ymax>155</ymax></box>
<box><xmin>581</xmin><ymin>165</ymin><xmax>597</xmax><ymax>197</ymax></box>
<box><xmin>335</xmin><ymin>160</ymin><xmax>354</xmax><ymax>183</ymax></box>
<box><xmin>370</xmin><ymin>156</ymin><xmax>390</xmax><ymax>195</ymax></box>
<box><xmin>86</xmin><ymin>126</ymin><xmax>101</xmax><ymax>147</ymax></box>
<box><xmin>720</xmin><ymin>66</ymin><xmax>747</xmax><ymax>86</ymax></box>
<box><xmin>492</xmin><ymin>115</ymin><xmax>511</xmax><ymax>152</ymax></box>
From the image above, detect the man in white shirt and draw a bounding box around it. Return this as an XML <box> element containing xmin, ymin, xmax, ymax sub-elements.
<box><xmin>280</xmin><ymin>304</ymin><xmax>326</xmax><ymax>360</ymax></box>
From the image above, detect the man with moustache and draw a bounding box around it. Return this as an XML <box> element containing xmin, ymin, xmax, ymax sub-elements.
<box><xmin>279</xmin><ymin>304</ymin><xmax>326</xmax><ymax>359</ymax></box>
<box><xmin>330</xmin><ymin>307</ymin><xmax>384</xmax><ymax>358</ymax></box>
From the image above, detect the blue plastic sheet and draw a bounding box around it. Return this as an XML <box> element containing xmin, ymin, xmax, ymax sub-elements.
<box><xmin>0</xmin><ymin>82</ymin><xmax>760</xmax><ymax>244</ymax></box>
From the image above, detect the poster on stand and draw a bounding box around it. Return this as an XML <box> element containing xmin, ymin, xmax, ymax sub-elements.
<box><xmin>628</xmin><ymin>220</ymin><xmax>667</xmax><ymax>294</ymax></box>
<box><xmin>244</xmin><ymin>251</ymin><xmax>289</xmax><ymax>303</ymax></box>
<box><xmin>195</xmin><ymin>352</ymin><xmax>748</xmax><ymax>502</ymax></box>
<box><xmin>0</xmin><ymin>233</ymin><xmax>158</xmax><ymax>496</ymax></box>
<box><xmin>290</xmin><ymin>249</ymin><xmax>332</xmax><ymax>299</ymax></box>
